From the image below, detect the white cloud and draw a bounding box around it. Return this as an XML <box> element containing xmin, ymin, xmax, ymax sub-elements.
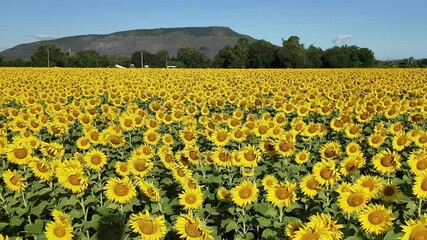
<box><xmin>333</xmin><ymin>34</ymin><xmax>353</xmax><ymax>44</ymax></box>
<box><xmin>33</xmin><ymin>34</ymin><xmax>64</xmax><ymax>41</ymax></box>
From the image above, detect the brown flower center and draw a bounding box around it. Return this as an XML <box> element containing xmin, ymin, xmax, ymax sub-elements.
<box><xmin>37</xmin><ymin>162</ymin><xmax>49</xmax><ymax>173</ymax></box>
<box><xmin>10</xmin><ymin>175</ymin><xmax>20</xmax><ymax>185</ymax></box>
<box><xmin>238</xmin><ymin>186</ymin><xmax>252</xmax><ymax>199</ymax></box>
<box><xmin>138</xmin><ymin>220</ymin><xmax>157</xmax><ymax>235</ymax></box>
<box><xmin>185</xmin><ymin>222</ymin><xmax>202</xmax><ymax>238</ymax></box>
<box><xmin>185</xmin><ymin>194</ymin><xmax>197</xmax><ymax>204</ymax></box>
<box><xmin>380</xmin><ymin>154</ymin><xmax>395</xmax><ymax>167</ymax></box>
<box><xmin>91</xmin><ymin>155</ymin><xmax>102</xmax><ymax>165</ymax></box>
<box><xmin>417</xmin><ymin>160</ymin><xmax>427</xmax><ymax>171</ymax></box>
<box><xmin>383</xmin><ymin>186</ymin><xmax>395</xmax><ymax>197</ymax></box>
<box><xmin>14</xmin><ymin>148</ymin><xmax>28</xmax><ymax>159</ymax></box>
<box><xmin>54</xmin><ymin>226</ymin><xmax>66</xmax><ymax>237</ymax></box>
<box><xmin>134</xmin><ymin>159</ymin><xmax>147</xmax><ymax>172</ymax></box>
<box><xmin>306</xmin><ymin>178</ymin><xmax>318</xmax><ymax>190</ymax></box>
<box><xmin>347</xmin><ymin>193</ymin><xmax>364</xmax><ymax>207</ymax></box>
<box><xmin>368</xmin><ymin>212</ymin><xmax>385</xmax><ymax>225</ymax></box>
<box><xmin>421</xmin><ymin>178</ymin><xmax>427</xmax><ymax>191</ymax></box>
<box><xmin>216</xmin><ymin>132</ymin><xmax>227</xmax><ymax>142</ymax></box>
<box><xmin>275</xmin><ymin>187</ymin><xmax>291</xmax><ymax>200</ymax></box>
<box><xmin>113</xmin><ymin>183</ymin><xmax>129</xmax><ymax>196</ymax></box>
<box><xmin>320</xmin><ymin>167</ymin><xmax>333</xmax><ymax>180</ymax></box>
<box><xmin>409</xmin><ymin>225</ymin><xmax>427</xmax><ymax>240</ymax></box>
<box><xmin>68</xmin><ymin>174</ymin><xmax>81</xmax><ymax>186</ymax></box>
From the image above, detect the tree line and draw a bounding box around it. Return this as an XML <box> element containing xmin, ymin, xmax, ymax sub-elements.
<box><xmin>0</xmin><ymin>37</ymin><xmax>425</xmax><ymax>68</ymax></box>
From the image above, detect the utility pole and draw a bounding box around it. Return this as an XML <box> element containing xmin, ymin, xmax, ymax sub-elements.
<box><xmin>140</xmin><ymin>51</ymin><xmax>144</xmax><ymax>69</ymax></box>
<box><xmin>47</xmin><ymin>47</ymin><xmax>50</xmax><ymax>67</ymax></box>
<box><xmin>165</xmin><ymin>54</ymin><xmax>168</xmax><ymax>67</ymax></box>
<box><xmin>68</xmin><ymin>48</ymin><xmax>71</xmax><ymax>57</ymax></box>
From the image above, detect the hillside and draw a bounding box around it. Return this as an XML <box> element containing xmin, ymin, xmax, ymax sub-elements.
<box><xmin>0</xmin><ymin>27</ymin><xmax>255</xmax><ymax>60</ymax></box>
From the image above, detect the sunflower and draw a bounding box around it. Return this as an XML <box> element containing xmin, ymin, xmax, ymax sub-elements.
<box><xmin>174</xmin><ymin>213</ymin><xmax>213</xmax><ymax>240</ymax></box>
<box><xmin>345</xmin><ymin>123</ymin><xmax>362</xmax><ymax>139</ymax></box>
<box><xmin>129</xmin><ymin>210</ymin><xmax>167</xmax><ymax>240</ymax></box>
<box><xmin>119</xmin><ymin>114</ymin><xmax>136</xmax><ymax>131</ymax></box>
<box><xmin>239</xmin><ymin>145</ymin><xmax>261</xmax><ymax>168</ymax></box>
<box><xmin>262</xmin><ymin>175</ymin><xmax>279</xmax><ymax>191</ymax></box>
<box><xmin>0</xmin><ymin>137</ymin><xmax>7</xmax><ymax>155</ymax></box>
<box><xmin>292</xmin><ymin>225</ymin><xmax>335</xmax><ymax>240</ymax></box>
<box><xmin>413</xmin><ymin>173</ymin><xmax>427</xmax><ymax>199</ymax></box>
<box><xmin>212</xmin><ymin>148</ymin><xmax>233</xmax><ymax>168</ymax></box>
<box><xmin>267</xmin><ymin>181</ymin><xmax>297</xmax><ymax>208</ymax></box>
<box><xmin>319</xmin><ymin>141</ymin><xmax>341</xmax><ymax>160</ymax></box>
<box><xmin>2</xmin><ymin>169</ymin><xmax>26</xmax><ymax>193</ymax></box>
<box><xmin>136</xmin><ymin>180</ymin><xmax>161</xmax><ymax>202</ymax></box>
<box><xmin>162</xmin><ymin>133</ymin><xmax>175</xmax><ymax>146</ymax></box>
<box><xmin>294</xmin><ymin>150</ymin><xmax>310</xmax><ymax>165</ymax></box>
<box><xmin>408</xmin><ymin>150</ymin><xmax>427</xmax><ymax>176</ymax></box>
<box><xmin>367</xmin><ymin>133</ymin><xmax>385</xmax><ymax>149</ymax></box>
<box><xmin>52</xmin><ymin>210</ymin><xmax>71</xmax><ymax>226</ymax></box>
<box><xmin>338</xmin><ymin>185</ymin><xmax>370</xmax><ymax>214</ymax></box>
<box><xmin>133</xmin><ymin>144</ymin><xmax>155</xmax><ymax>159</ymax></box>
<box><xmin>104</xmin><ymin>177</ymin><xmax>136</xmax><ymax>204</ymax></box>
<box><xmin>56</xmin><ymin>167</ymin><xmax>88</xmax><ymax>193</ymax></box>
<box><xmin>230</xmin><ymin>128</ymin><xmax>246</xmax><ymax>143</ymax></box>
<box><xmin>372</xmin><ymin>149</ymin><xmax>401</xmax><ymax>174</ymax></box>
<box><xmin>171</xmin><ymin>164</ymin><xmax>193</xmax><ymax>183</ymax></box>
<box><xmin>217</xmin><ymin>187</ymin><xmax>231</xmax><ymax>201</ymax></box>
<box><xmin>40</xmin><ymin>142</ymin><xmax>65</xmax><ymax>159</ymax></box>
<box><xmin>29</xmin><ymin>158</ymin><xmax>54</xmax><ymax>181</ymax></box>
<box><xmin>76</xmin><ymin>136</ymin><xmax>91</xmax><ymax>150</ymax></box>
<box><xmin>128</xmin><ymin>156</ymin><xmax>153</xmax><ymax>177</ymax></box>
<box><xmin>6</xmin><ymin>142</ymin><xmax>32</xmax><ymax>165</ymax></box>
<box><xmin>307</xmin><ymin>213</ymin><xmax>343</xmax><ymax>240</ymax></box>
<box><xmin>179</xmin><ymin>188</ymin><xmax>204</xmax><ymax>210</ymax></box>
<box><xmin>84</xmin><ymin>149</ymin><xmax>107</xmax><ymax>171</ymax></box>
<box><xmin>358</xmin><ymin>204</ymin><xmax>394</xmax><ymax>235</ymax></box>
<box><xmin>44</xmin><ymin>221</ymin><xmax>73</xmax><ymax>240</ymax></box>
<box><xmin>285</xmin><ymin>219</ymin><xmax>304</xmax><ymax>239</ymax></box>
<box><xmin>180</xmin><ymin>128</ymin><xmax>197</xmax><ymax>145</ymax></box>
<box><xmin>345</xmin><ymin>142</ymin><xmax>361</xmax><ymax>156</ymax></box>
<box><xmin>414</xmin><ymin>131</ymin><xmax>427</xmax><ymax>148</ymax></box>
<box><xmin>392</xmin><ymin>133</ymin><xmax>411</xmax><ymax>151</ymax></box>
<box><xmin>313</xmin><ymin>160</ymin><xmax>340</xmax><ymax>186</ymax></box>
<box><xmin>355</xmin><ymin>175</ymin><xmax>383</xmax><ymax>199</ymax></box>
<box><xmin>115</xmin><ymin>161</ymin><xmax>129</xmax><ymax>176</ymax></box>
<box><xmin>389</xmin><ymin>122</ymin><xmax>405</xmax><ymax>135</ymax></box>
<box><xmin>300</xmin><ymin>174</ymin><xmax>320</xmax><ymax>198</ymax></box>
<box><xmin>210</xmin><ymin>128</ymin><xmax>230</xmax><ymax>147</ymax></box>
<box><xmin>144</xmin><ymin>129</ymin><xmax>160</xmax><ymax>146</ymax></box>
<box><xmin>339</xmin><ymin>156</ymin><xmax>360</xmax><ymax>176</ymax></box>
<box><xmin>275</xmin><ymin>139</ymin><xmax>295</xmax><ymax>157</ymax></box>
<box><xmin>380</xmin><ymin>180</ymin><xmax>399</xmax><ymax>202</ymax></box>
<box><xmin>401</xmin><ymin>214</ymin><xmax>427</xmax><ymax>240</ymax></box>
<box><xmin>231</xmin><ymin>180</ymin><xmax>258</xmax><ymax>207</ymax></box>
<box><xmin>330</xmin><ymin>117</ymin><xmax>345</xmax><ymax>132</ymax></box>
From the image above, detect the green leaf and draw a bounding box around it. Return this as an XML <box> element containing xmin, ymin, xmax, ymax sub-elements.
<box><xmin>384</xmin><ymin>228</ymin><xmax>403</xmax><ymax>240</ymax></box>
<box><xmin>10</xmin><ymin>216</ymin><xmax>24</xmax><ymax>227</ymax></box>
<box><xmin>69</xmin><ymin>208</ymin><xmax>84</xmax><ymax>218</ymax></box>
<box><xmin>58</xmin><ymin>196</ymin><xmax>78</xmax><ymax>207</ymax></box>
<box><xmin>344</xmin><ymin>237</ymin><xmax>363</xmax><ymax>240</ymax></box>
<box><xmin>24</xmin><ymin>219</ymin><xmax>44</xmax><ymax>234</ymax></box>
<box><xmin>225</xmin><ymin>221</ymin><xmax>238</xmax><ymax>233</ymax></box>
<box><xmin>16</xmin><ymin>206</ymin><xmax>29</xmax><ymax>217</ymax></box>
<box><xmin>84</xmin><ymin>195</ymin><xmax>98</xmax><ymax>205</ymax></box>
<box><xmin>406</xmin><ymin>201</ymin><xmax>417</xmax><ymax>212</ymax></box>
<box><xmin>30</xmin><ymin>201</ymin><xmax>49</xmax><ymax>215</ymax></box>
<box><xmin>257</xmin><ymin>217</ymin><xmax>271</xmax><ymax>227</ymax></box>
<box><xmin>0</xmin><ymin>222</ymin><xmax>9</xmax><ymax>231</ymax></box>
<box><xmin>261</xmin><ymin>229</ymin><xmax>277</xmax><ymax>238</ymax></box>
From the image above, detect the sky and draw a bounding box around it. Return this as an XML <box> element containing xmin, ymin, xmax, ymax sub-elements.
<box><xmin>0</xmin><ymin>0</ymin><xmax>426</xmax><ymax>60</ymax></box>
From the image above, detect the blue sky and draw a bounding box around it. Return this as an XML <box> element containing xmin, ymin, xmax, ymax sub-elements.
<box><xmin>0</xmin><ymin>0</ymin><xmax>426</xmax><ymax>60</ymax></box>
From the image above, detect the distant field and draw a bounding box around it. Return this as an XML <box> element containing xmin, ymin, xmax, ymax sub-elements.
<box><xmin>1</xmin><ymin>68</ymin><xmax>427</xmax><ymax>239</ymax></box>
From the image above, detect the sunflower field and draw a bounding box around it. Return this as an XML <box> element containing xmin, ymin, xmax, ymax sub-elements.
<box><xmin>1</xmin><ymin>68</ymin><xmax>427</xmax><ymax>240</ymax></box>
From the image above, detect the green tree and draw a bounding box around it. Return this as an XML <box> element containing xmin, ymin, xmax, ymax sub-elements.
<box><xmin>212</xmin><ymin>46</ymin><xmax>235</xmax><ymax>68</ymax></box>
<box><xmin>131</xmin><ymin>50</ymin><xmax>153</xmax><ymax>68</ymax></box>
<box><xmin>278</xmin><ymin>36</ymin><xmax>306</xmax><ymax>68</ymax></box>
<box><xmin>152</xmin><ymin>50</ymin><xmax>169</xmax><ymax>68</ymax></box>
<box><xmin>305</xmin><ymin>45</ymin><xmax>323</xmax><ymax>68</ymax></box>
<box><xmin>69</xmin><ymin>50</ymin><xmax>108</xmax><ymax>67</ymax></box>
<box><xmin>231</xmin><ymin>38</ymin><xmax>251</xmax><ymax>68</ymax></box>
<box><xmin>357</xmin><ymin>48</ymin><xmax>375</xmax><ymax>67</ymax></box>
<box><xmin>31</xmin><ymin>44</ymin><xmax>65</xmax><ymax>67</ymax></box>
<box><xmin>177</xmin><ymin>47</ymin><xmax>210</xmax><ymax>68</ymax></box>
<box><xmin>247</xmin><ymin>40</ymin><xmax>278</xmax><ymax>68</ymax></box>
<box><xmin>0</xmin><ymin>55</ymin><xmax>3</xmax><ymax>66</ymax></box>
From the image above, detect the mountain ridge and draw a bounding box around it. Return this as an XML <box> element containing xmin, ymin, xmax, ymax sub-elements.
<box><xmin>0</xmin><ymin>26</ymin><xmax>256</xmax><ymax>60</ymax></box>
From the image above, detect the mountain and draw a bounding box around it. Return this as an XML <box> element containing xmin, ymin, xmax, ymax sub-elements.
<box><xmin>0</xmin><ymin>26</ymin><xmax>256</xmax><ymax>60</ymax></box>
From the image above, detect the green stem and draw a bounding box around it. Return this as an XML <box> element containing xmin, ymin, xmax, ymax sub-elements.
<box><xmin>279</xmin><ymin>206</ymin><xmax>284</xmax><ymax>223</ymax></box>
<box><xmin>21</xmin><ymin>191</ymin><xmax>28</xmax><ymax>208</ymax></box>
<box><xmin>419</xmin><ymin>199</ymin><xmax>424</xmax><ymax>217</ymax></box>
